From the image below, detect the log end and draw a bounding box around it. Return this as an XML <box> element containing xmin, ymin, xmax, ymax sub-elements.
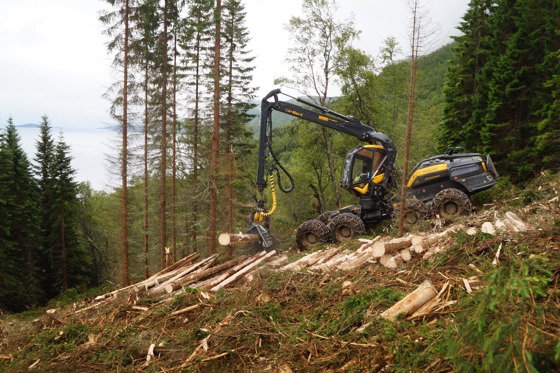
<box><xmin>218</xmin><ymin>233</ymin><xmax>231</xmax><ymax>246</ymax></box>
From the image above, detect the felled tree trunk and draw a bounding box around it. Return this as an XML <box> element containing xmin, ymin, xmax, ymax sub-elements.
<box><xmin>218</xmin><ymin>233</ymin><xmax>259</xmax><ymax>246</ymax></box>
<box><xmin>210</xmin><ymin>250</ymin><xmax>276</xmax><ymax>291</ymax></box>
<box><xmin>380</xmin><ymin>280</ymin><xmax>438</xmax><ymax>321</ymax></box>
<box><xmin>163</xmin><ymin>256</ymin><xmax>247</xmax><ymax>294</ymax></box>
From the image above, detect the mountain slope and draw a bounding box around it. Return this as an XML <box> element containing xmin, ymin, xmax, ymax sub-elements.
<box><xmin>1</xmin><ymin>173</ymin><xmax>559</xmax><ymax>372</ymax></box>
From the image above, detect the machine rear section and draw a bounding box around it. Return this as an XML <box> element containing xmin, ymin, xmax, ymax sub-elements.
<box><xmin>295</xmin><ymin>148</ymin><xmax>499</xmax><ymax>250</ymax></box>
<box><xmin>407</xmin><ymin>148</ymin><xmax>499</xmax><ymax>202</ymax></box>
<box><xmin>406</xmin><ymin>148</ymin><xmax>499</xmax><ymax>219</ymax></box>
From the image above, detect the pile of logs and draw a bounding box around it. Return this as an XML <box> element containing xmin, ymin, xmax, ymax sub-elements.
<box><xmin>278</xmin><ymin>211</ymin><xmax>533</xmax><ymax>273</ymax></box>
<box><xmin>78</xmin><ymin>250</ymin><xmax>280</xmax><ymax>313</ymax></box>
<box><xmin>466</xmin><ymin>210</ymin><xmax>532</xmax><ymax>236</ymax></box>
<box><xmin>78</xmin><ymin>211</ymin><xmax>532</xmax><ymax>313</ymax></box>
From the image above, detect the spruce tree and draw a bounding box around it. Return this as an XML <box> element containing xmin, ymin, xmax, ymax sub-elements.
<box><xmin>221</xmin><ymin>0</ymin><xmax>257</xmax><ymax>248</ymax></box>
<box><xmin>100</xmin><ymin>0</ymin><xmax>135</xmax><ymax>285</ymax></box>
<box><xmin>440</xmin><ymin>0</ymin><xmax>560</xmax><ymax>180</ymax></box>
<box><xmin>53</xmin><ymin>135</ymin><xmax>95</xmax><ymax>291</ymax></box>
<box><xmin>34</xmin><ymin>116</ymin><xmax>58</xmax><ymax>299</ymax></box>
<box><xmin>130</xmin><ymin>0</ymin><xmax>160</xmax><ymax>278</ymax></box>
<box><xmin>439</xmin><ymin>0</ymin><xmax>495</xmax><ymax>152</ymax></box>
<box><xmin>0</xmin><ymin>120</ymin><xmax>42</xmax><ymax>310</ymax></box>
<box><xmin>180</xmin><ymin>0</ymin><xmax>215</xmax><ymax>253</ymax></box>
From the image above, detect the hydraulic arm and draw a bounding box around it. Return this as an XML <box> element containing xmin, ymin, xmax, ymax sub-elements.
<box><xmin>248</xmin><ymin>89</ymin><xmax>397</xmax><ymax>247</ymax></box>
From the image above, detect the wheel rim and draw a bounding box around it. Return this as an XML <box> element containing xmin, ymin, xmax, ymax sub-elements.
<box><xmin>442</xmin><ymin>201</ymin><xmax>459</xmax><ymax>216</ymax></box>
<box><xmin>404</xmin><ymin>212</ymin><xmax>419</xmax><ymax>225</ymax></box>
<box><xmin>335</xmin><ymin>226</ymin><xmax>352</xmax><ymax>241</ymax></box>
<box><xmin>305</xmin><ymin>233</ymin><xmax>318</xmax><ymax>244</ymax></box>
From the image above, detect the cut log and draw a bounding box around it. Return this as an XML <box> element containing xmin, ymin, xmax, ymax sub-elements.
<box><xmin>150</xmin><ymin>252</ymin><xmax>200</xmax><ymax>278</ymax></box>
<box><xmin>210</xmin><ymin>250</ymin><xmax>276</xmax><ymax>291</ymax></box>
<box><xmin>266</xmin><ymin>255</ymin><xmax>289</xmax><ymax>268</ymax></box>
<box><xmin>422</xmin><ymin>250</ymin><xmax>435</xmax><ymax>260</ymax></box>
<box><xmin>281</xmin><ymin>250</ymin><xmax>325</xmax><ymax>271</ymax></box>
<box><xmin>399</xmin><ymin>249</ymin><xmax>412</xmax><ymax>262</ymax></box>
<box><xmin>337</xmin><ymin>251</ymin><xmax>371</xmax><ymax>271</ymax></box>
<box><xmin>170</xmin><ymin>304</ymin><xmax>201</xmax><ymax>317</ymax></box>
<box><xmin>410</xmin><ymin>235</ymin><xmax>424</xmax><ymax>246</ymax></box>
<box><xmin>382</xmin><ymin>255</ymin><xmax>403</xmax><ymax>269</ymax></box>
<box><xmin>466</xmin><ymin>227</ymin><xmax>478</xmax><ymax>235</ymax></box>
<box><xmin>357</xmin><ymin>236</ymin><xmax>382</xmax><ymax>252</ymax></box>
<box><xmin>494</xmin><ymin>219</ymin><xmax>506</xmax><ymax>231</ymax></box>
<box><xmin>412</xmin><ymin>243</ymin><xmax>425</xmax><ymax>254</ymax></box>
<box><xmin>218</xmin><ymin>232</ymin><xmax>260</xmax><ymax>246</ymax></box>
<box><xmin>311</xmin><ymin>251</ymin><xmax>351</xmax><ymax>272</ymax></box>
<box><xmin>312</xmin><ymin>247</ymin><xmax>342</xmax><ymax>267</ymax></box>
<box><xmin>419</xmin><ymin>234</ymin><xmax>440</xmax><ymax>248</ymax></box>
<box><xmin>481</xmin><ymin>222</ymin><xmax>496</xmax><ymax>235</ymax></box>
<box><xmin>379</xmin><ymin>254</ymin><xmax>392</xmax><ymax>267</ymax></box>
<box><xmin>196</xmin><ymin>252</ymin><xmax>267</xmax><ymax>289</ymax></box>
<box><xmin>164</xmin><ymin>256</ymin><xmax>247</xmax><ymax>294</ymax></box>
<box><xmin>138</xmin><ymin>266</ymin><xmax>197</xmax><ymax>293</ymax></box>
<box><xmin>383</xmin><ymin>236</ymin><xmax>412</xmax><ymax>253</ymax></box>
<box><xmin>150</xmin><ymin>255</ymin><xmax>218</xmax><ymax>295</ymax></box>
<box><xmin>369</xmin><ymin>241</ymin><xmax>386</xmax><ymax>257</ymax></box>
<box><xmin>409</xmin><ymin>281</ymin><xmax>450</xmax><ymax>319</ymax></box>
<box><xmin>505</xmin><ymin>211</ymin><xmax>531</xmax><ymax>231</ymax></box>
<box><xmin>380</xmin><ymin>280</ymin><xmax>438</xmax><ymax>321</ymax></box>
<box><xmin>502</xmin><ymin>217</ymin><xmax>520</xmax><ymax>232</ymax></box>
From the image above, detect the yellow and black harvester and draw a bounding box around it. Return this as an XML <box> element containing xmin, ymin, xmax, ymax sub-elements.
<box><xmin>247</xmin><ymin>89</ymin><xmax>499</xmax><ymax>250</ymax></box>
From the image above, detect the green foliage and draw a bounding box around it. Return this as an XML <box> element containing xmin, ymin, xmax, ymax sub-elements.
<box><xmin>323</xmin><ymin>289</ymin><xmax>404</xmax><ymax>336</ymax></box>
<box><xmin>0</xmin><ymin>119</ymin><xmax>43</xmax><ymax>310</ymax></box>
<box><xmin>0</xmin><ymin>117</ymin><xmax>100</xmax><ymax>311</ymax></box>
<box><xmin>441</xmin><ymin>253</ymin><xmax>555</xmax><ymax>372</ymax></box>
<box><xmin>253</xmin><ymin>302</ymin><xmax>282</xmax><ymax>322</ymax></box>
<box><xmin>440</xmin><ymin>0</ymin><xmax>560</xmax><ymax>182</ymax></box>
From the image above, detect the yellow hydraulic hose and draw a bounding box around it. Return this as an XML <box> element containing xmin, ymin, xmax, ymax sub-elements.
<box><xmin>253</xmin><ymin>173</ymin><xmax>277</xmax><ymax>223</ymax></box>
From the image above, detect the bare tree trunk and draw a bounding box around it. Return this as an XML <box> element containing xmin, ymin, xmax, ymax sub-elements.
<box><xmin>121</xmin><ymin>0</ymin><xmax>130</xmax><ymax>286</ymax></box>
<box><xmin>189</xmin><ymin>38</ymin><xmax>202</xmax><ymax>254</ymax></box>
<box><xmin>143</xmin><ymin>57</ymin><xmax>150</xmax><ymax>279</ymax></box>
<box><xmin>225</xmin><ymin>13</ymin><xmax>235</xmax><ymax>258</ymax></box>
<box><xmin>208</xmin><ymin>0</ymin><xmax>221</xmax><ymax>255</ymax></box>
<box><xmin>398</xmin><ymin>0</ymin><xmax>421</xmax><ymax>237</ymax></box>
<box><xmin>160</xmin><ymin>0</ymin><xmax>169</xmax><ymax>267</ymax></box>
<box><xmin>172</xmin><ymin>32</ymin><xmax>178</xmax><ymax>263</ymax></box>
<box><xmin>61</xmin><ymin>211</ymin><xmax>67</xmax><ymax>290</ymax></box>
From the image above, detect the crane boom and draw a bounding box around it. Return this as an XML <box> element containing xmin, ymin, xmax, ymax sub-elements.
<box><xmin>256</xmin><ymin>89</ymin><xmax>396</xmax><ymax>192</ymax></box>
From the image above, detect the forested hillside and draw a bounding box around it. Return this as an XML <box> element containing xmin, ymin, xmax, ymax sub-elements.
<box><xmin>439</xmin><ymin>0</ymin><xmax>560</xmax><ymax>180</ymax></box>
<box><xmin>0</xmin><ymin>0</ymin><xmax>559</xmax><ymax>339</ymax></box>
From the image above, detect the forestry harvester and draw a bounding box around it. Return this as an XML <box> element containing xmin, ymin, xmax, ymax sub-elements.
<box><xmin>244</xmin><ymin>89</ymin><xmax>498</xmax><ymax>250</ymax></box>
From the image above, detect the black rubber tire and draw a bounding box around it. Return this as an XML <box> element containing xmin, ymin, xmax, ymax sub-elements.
<box><xmin>318</xmin><ymin>210</ymin><xmax>338</xmax><ymax>225</ymax></box>
<box><xmin>393</xmin><ymin>198</ymin><xmax>428</xmax><ymax>228</ymax></box>
<box><xmin>295</xmin><ymin>219</ymin><xmax>330</xmax><ymax>250</ymax></box>
<box><xmin>328</xmin><ymin>213</ymin><xmax>365</xmax><ymax>243</ymax></box>
<box><xmin>431</xmin><ymin>188</ymin><xmax>472</xmax><ymax>220</ymax></box>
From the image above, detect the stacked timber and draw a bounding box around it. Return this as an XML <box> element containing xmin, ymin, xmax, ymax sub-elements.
<box><xmin>79</xmin><ymin>210</ymin><xmax>533</xmax><ymax>315</ymax></box>
<box><xmin>77</xmin><ymin>250</ymin><xmax>278</xmax><ymax>313</ymax></box>
<box><xmin>278</xmin><ymin>211</ymin><xmax>533</xmax><ymax>273</ymax></box>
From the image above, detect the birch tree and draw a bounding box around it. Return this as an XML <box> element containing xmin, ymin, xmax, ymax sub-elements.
<box><xmin>276</xmin><ymin>0</ymin><xmax>358</xmax><ymax>209</ymax></box>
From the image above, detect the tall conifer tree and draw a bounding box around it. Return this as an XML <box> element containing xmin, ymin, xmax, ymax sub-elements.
<box><xmin>0</xmin><ymin>120</ymin><xmax>42</xmax><ymax>310</ymax></box>
<box><xmin>440</xmin><ymin>0</ymin><xmax>560</xmax><ymax>179</ymax></box>
<box><xmin>221</xmin><ymin>0</ymin><xmax>257</xmax><ymax>250</ymax></box>
<box><xmin>180</xmin><ymin>0</ymin><xmax>215</xmax><ymax>253</ymax></box>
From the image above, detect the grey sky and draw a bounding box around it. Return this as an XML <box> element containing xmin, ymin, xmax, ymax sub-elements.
<box><xmin>0</xmin><ymin>0</ymin><xmax>469</xmax><ymax>189</ymax></box>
